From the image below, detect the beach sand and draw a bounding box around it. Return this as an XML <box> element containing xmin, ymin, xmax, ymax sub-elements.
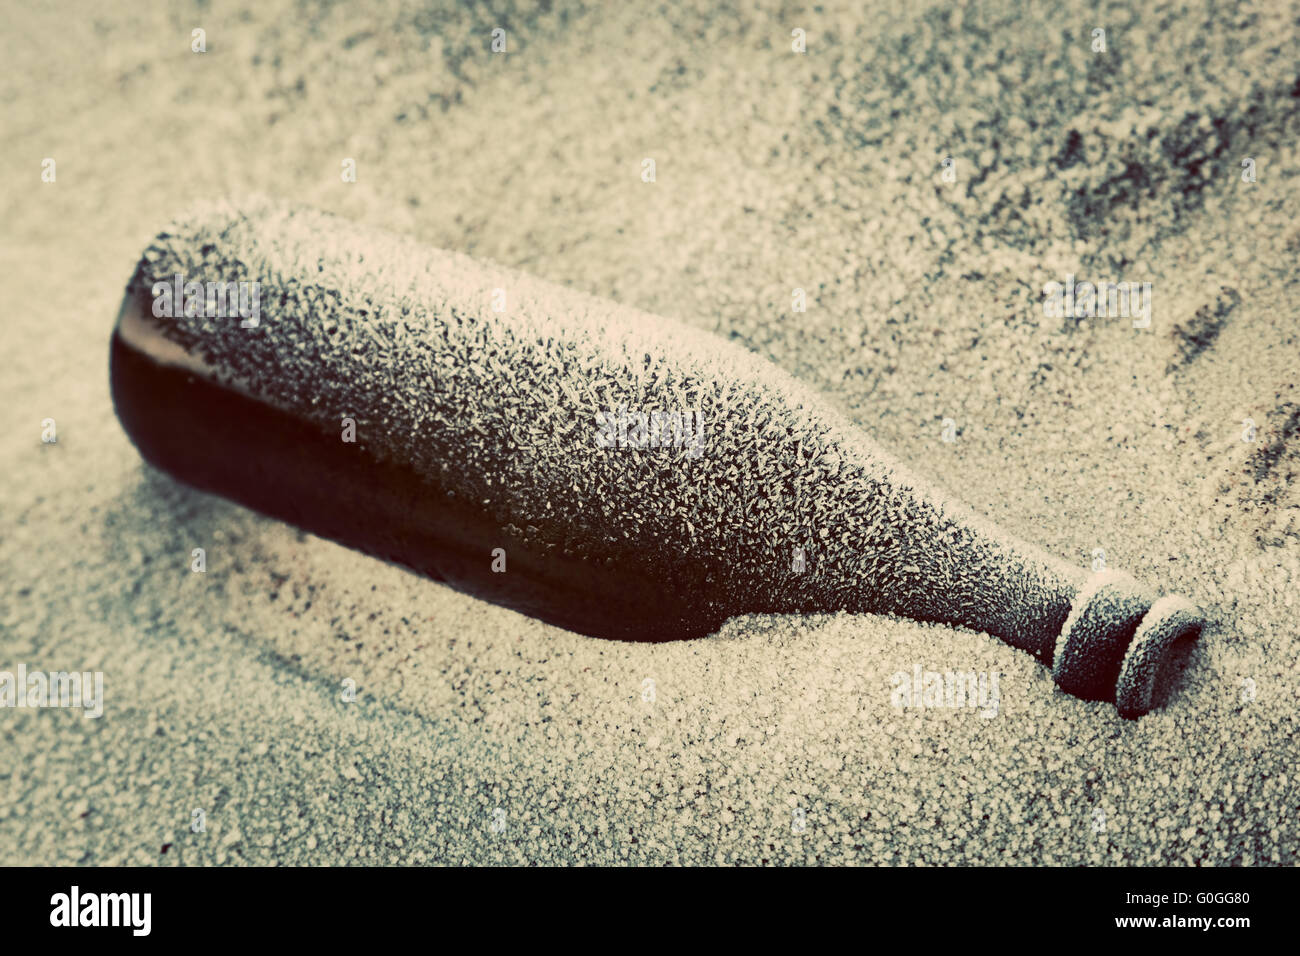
<box><xmin>1</xmin><ymin>0</ymin><xmax>1297</xmax><ymax>864</ymax></box>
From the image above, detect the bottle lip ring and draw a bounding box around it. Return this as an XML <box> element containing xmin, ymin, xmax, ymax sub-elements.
<box><xmin>1115</xmin><ymin>594</ymin><xmax>1204</xmax><ymax>718</ymax></box>
<box><xmin>1052</xmin><ymin>571</ymin><xmax>1204</xmax><ymax>717</ymax></box>
<box><xmin>1051</xmin><ymin>569</ymin><xmax>1148</xmax><ymax>701</ymax></box>
<box><xmin>1051</xmin><ymin>570</ymin><xmax>1129</xmax><ymax>664</ymax></box>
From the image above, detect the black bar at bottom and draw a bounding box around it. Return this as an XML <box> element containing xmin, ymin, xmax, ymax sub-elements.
<box><xmin>2</xmin><ymin>864</ymin><xmax>1282</xmax><ymax>941</ymax></box>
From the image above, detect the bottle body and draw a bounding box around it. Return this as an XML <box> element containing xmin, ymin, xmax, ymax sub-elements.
<box><xmin>110</xmin><ymin>199</ymin><xmax>1201</xmax><ymax>714</ymax></box>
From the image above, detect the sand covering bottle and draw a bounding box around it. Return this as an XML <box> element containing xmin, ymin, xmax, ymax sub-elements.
<box><xmin>109</xmin><ymin>198</ymin><xmax>1205</xmax><ymax>718</ymax></box>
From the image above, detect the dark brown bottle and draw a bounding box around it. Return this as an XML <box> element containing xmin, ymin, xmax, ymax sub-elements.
<box><xmin>110</xmin><ymin>198</ymin><xmax>1203</xmax><ymax>717</ymax></box>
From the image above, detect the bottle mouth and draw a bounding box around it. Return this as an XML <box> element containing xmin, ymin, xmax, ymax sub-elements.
<box><xmin>1051</xmin><ymin>571</ymin><xmax>1205</xmax><ymax>718</ymax></box>
<box><xmin>1114</xmin><ymin>594</ymin><xmax>1204</xmax><ymax>718</ymax></box>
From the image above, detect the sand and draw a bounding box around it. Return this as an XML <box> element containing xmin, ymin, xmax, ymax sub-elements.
<box><xmin>1</xmin><ymin>0</ymin><xmax>1297</xmax><ymax>865</ymax></box>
